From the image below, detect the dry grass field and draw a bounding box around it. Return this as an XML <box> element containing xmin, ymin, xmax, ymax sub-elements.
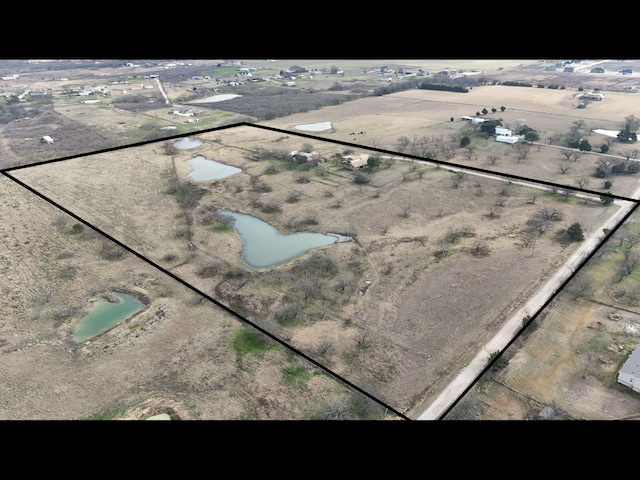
<box><xmin>0</xmin><ymin>174</ymin><xmax>381</xmax><ymax>420</ymax></box>
<box><xmin>8</xmin><ymin>123</ymin><xmax>616</xmax><ymax>417</ymax></box>
<box><xmin>4</xmin><ymin>59</ymin><xmax>640</xmax><ymax>420</ymax></box>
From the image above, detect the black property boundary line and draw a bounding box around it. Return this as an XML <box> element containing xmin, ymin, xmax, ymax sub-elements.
<box><xmin>2</xmin><ymin>121</ymin><xmax>639</xmax><ymax>421</ymax></box>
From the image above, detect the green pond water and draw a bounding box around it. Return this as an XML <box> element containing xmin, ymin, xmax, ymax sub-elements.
<box><xmin>73</xmin><ymin>292</ymin><xmax>144</xmax><ymax>343</ymax></box>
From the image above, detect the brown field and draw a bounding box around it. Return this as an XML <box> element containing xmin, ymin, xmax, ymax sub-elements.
<box><xmin>4</xmin><ymin>59</ymin><xmax>640</xmax><ymax>420</ymax></box>
<box><xmin>262</xmin><ymin>85</ymin><xmax>640</xmax><ymax>198</ymax></box>
<box><xmin>8</xmin><ymin>123</ymin><xmax>616</xmax><ymax>417</ymax></box>
<box><xmin>0</xmin><ymin>174</ymin><xmax>381</xmax><ymax>420</ymax></box>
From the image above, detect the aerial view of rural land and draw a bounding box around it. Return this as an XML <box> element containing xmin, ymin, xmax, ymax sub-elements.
<box><xmin>2</xmin><ymin>58</ymin><xmax>640</xmax><ymax>421</ymax></box>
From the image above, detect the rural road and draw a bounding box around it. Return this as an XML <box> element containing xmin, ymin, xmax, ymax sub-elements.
<box><xmin>416</xmin><ymin>173</ymin><xmax>640</xmax><ymax>420</ymax></box>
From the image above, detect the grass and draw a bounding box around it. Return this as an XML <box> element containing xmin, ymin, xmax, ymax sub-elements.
<box><xmin>282</xmin><ymin>365</ymin><xmax>313</xmax><ymax>389</ymax></box>
<box><xmin>232</xmin><ymin>328</ymin><xmax>273</xmax><ymax>359</ymax></box>
<box><xmin>86</xmin><ymin>404</ymin><xmax>128</xmax><ymax>420</ymax></box>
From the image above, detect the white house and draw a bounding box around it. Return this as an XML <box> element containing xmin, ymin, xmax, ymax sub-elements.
<box><xmin>496</xmin><ymin>136</ymin><xmax>519</xmax><ymax>144</ymax></box>
<box><xmin>495</xmin><ymin>127</ymin><xmax>513</xmax><ymax>136</ymax></box>
<box><xmin>495</xmin><ymin>127</ymin><xmax>519</xmax><ymax>144</ymax></box>
<box><xmin>618</xmin><ymin>345</ymin><xmax>640</xmax><ymax>392</ymax></box>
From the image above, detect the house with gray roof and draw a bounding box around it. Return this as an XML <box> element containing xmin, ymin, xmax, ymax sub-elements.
<box><xmin>618</xmin><ymin>345</ymin><xmax>640</xmax><ymax>392</ymax></box>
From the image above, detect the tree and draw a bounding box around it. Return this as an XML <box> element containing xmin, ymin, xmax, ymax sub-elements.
<box><xmin>600</xmin><ymin>193</ymin><xmax>614</xmax><ymax>205</ymax></box>
<box><xmin>578</xmin><ymin>139</ymin><xmax>592</xmax><ymax>152</ymax></box>
<box><xmin>500</xmin><ymin>106</ymin><xmax>506</xmax><ymax>112</ymax></box>
<box><xmin>460</xmin><ymin>136</ymin><xmax>471</xmax><ymax>147</ymax></box>
<box><xmin>396</xmin><ymin>135</ymin><xmax>410</xmax><ymax>153</ymax></box>
<box><xmin>575</xmin><ymin>177</ymin><xmax>589</xmax><ymax>189</ymax></box>
<box><xmin>353</xmin><ymin>173</ymin><xmax>372</xmax><ymax>184</ymax></box>
<box><xmin>618</xmin><ymin>126</ymin><xmax>637</xmax><ymax>143</ymax></box>
<box><xmin>567</xmin><ymin>222</ymin><xmax>585</xmax><ymax>242</ymax></box>
<box><xmin>524</xmin><ymin>130</ymin><xmax>540</xmax><ymax>143</ymax></box>
<box><xmin>480</xmin><ymin>120</ymin><xmax>498</xmax><ymax>136</ymax></box>
<box><xmin>366</xmin><ymin>156</ymin><xmax>381</xmax><ymax>170</ymax></box>
<box><xmin>625</xmin><ymin>114</ymin><xmax>640</xmax><ymax>132</ymax></box>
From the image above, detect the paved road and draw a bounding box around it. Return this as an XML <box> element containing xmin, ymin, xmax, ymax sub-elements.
<box><xmin>416</xmin><ymin>173</ymin><xmax>640</xmax><ymax>420</ymax></box>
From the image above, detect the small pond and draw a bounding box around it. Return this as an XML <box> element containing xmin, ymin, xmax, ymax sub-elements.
<box><xmin>218</xmin><ymin>210</ymin><xmax>352</xmax><ymax>268</ymax></box>
<box><xmin>295</xmin><ymin>121</ymin><xmax>333</xmax><ymax>132</ymax></box>
<box><xmin>186</xmin><ymin>156</ymin><xmax>243</xmax><ymax>182</ymax></box>
<box><xmin>73</xmin><ymin>292</ymin><xmax>144</xmax><ymax>343</ymax></box>
<box><xmin>174</xmin><ymin>137</ymin><xmax>203</xmax><ymax>149</ymax></box>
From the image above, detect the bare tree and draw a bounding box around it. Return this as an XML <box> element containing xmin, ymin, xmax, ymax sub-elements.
<box><xmin>514</xmin><ymin>142</ymin><xmax>531</xmax><ymax>162</ymax></box>
<box><xmin>568</xmin><ymin>278</ymin><xmax>592</xmax><ymax>300</ymax></box>
<box><xmin>561</xmin><ymin>150</ymin><xmax>573</xmax><ymax>161</ymax></box>
<box><xmin>575</xmin><ymin>177</ymin><xmax>589</xmax><ymax>189</ymax></box>
<box><xmin>548</xmin><ymin>133</ymin><xmax>563</xmax><ymax>145</ymax></box>
<box><xmin>471</xmin><ymin>240</ymin><xmax>490</xmax><ymax>256</ymax></box>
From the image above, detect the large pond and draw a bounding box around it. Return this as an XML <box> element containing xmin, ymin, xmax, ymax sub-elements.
<box><xmin>186</xmin><ymin>156</ymin><xmax>242</xmax><ymax>182</ymax></box>
<box><xmin>174</xmin><ymin>137</ymin><xmax>203</xmax><ymax>149</ymax></box>
<box><xmin>73</xmin><ymin>292</ymin><xmax>144</xmax><ymax>343</ymax></box>
<box><xmin>218</xmin><ymin>210</ymin><xmax>352</xmax><ymax>268</ymax></box>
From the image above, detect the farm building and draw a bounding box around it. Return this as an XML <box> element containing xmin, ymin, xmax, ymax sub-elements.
<box><xmin>495</xmin><ymin>127</ymin><xmax>519</xmax><ymax>144</ymax></box>
<box><xmin>618</xmin><ymin>345</ymin><xmax>640</xmax><ymax>393</ymax></box>
<box><xmin>496</xmin><ymin>136</ymin><xmax>519</xmax><ymax>144</ymax></box>
<box><xmin>495</xmin><ymin>127</ymin><xmax>513</xmax><ymax>136</ymax></box>
<box><xmin>289</xmin><ymin>150</ymin><xmax>325</xmax><ymax>165</ymax></box>
<box><xmin>579</xmin><ymin>91</ymin><xmax>604</xmax><ymax>101</ymax></box>
<box><xmin>342</xmin><ymin>153</ymin><xmax>370</xmax><ymax>170</ymax></box>
<box><xmin>462</xmin><ymin>116</ymin><xmax>488</xmax><ymax>125</ymax></box>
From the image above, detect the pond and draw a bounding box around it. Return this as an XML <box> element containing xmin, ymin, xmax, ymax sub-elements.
<box><xmin>186</xmin><ymin>156</ymin><xmax>243</xmax><ymax>182</ymax></box>
<box><xmin>218</xmin><ymin>210</ymin><xmax>352</xmax><ymax>268</ymax></box>
<box><xmin>73</xmin><ymin>292</ymin><xmax>145</xmax><ymax>343</ymax></box>
<box><xmin>294</xmin><ymin>121</ymin><xmax>333</xmax><ymax>132</ymax></box>
<box><xmin>174</xmin><ymin>137</ymin><xmax>203</xmax><ymax>149</ymax></box>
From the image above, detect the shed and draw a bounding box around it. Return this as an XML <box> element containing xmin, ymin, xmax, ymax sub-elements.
<box><xmin>618</xmin><ymin>345</ymin><xmax>640</xmax><ymax>392</ymax></box>
<box><xmin>535</xmin><ymin>406</ymin><xmax>555</xmax><ymax>420</ymax></box>
<box><xmin>41</xmin><ymin>135</ymin><xmax>54</xmax><ymax>144</ymax></box>
<box><xmin>462</xmin><ymin>116</ymin><xmax>488</xmax><ymax>125</ymax></box>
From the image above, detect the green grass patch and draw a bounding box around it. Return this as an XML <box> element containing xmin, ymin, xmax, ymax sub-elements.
<box><xmin>86</xmin><ymin>404</ymin><xmax>128</xmax><ymax>420</ymax></box>
<box><xmin>232</xmin><ymin>328</ymin><xmax>272</xmax><ymax>359</ymax></box>
<box><xmin>282</xmin><ymin>365</ymin><xmax>313</xmax><ymax>389</ymax></box>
